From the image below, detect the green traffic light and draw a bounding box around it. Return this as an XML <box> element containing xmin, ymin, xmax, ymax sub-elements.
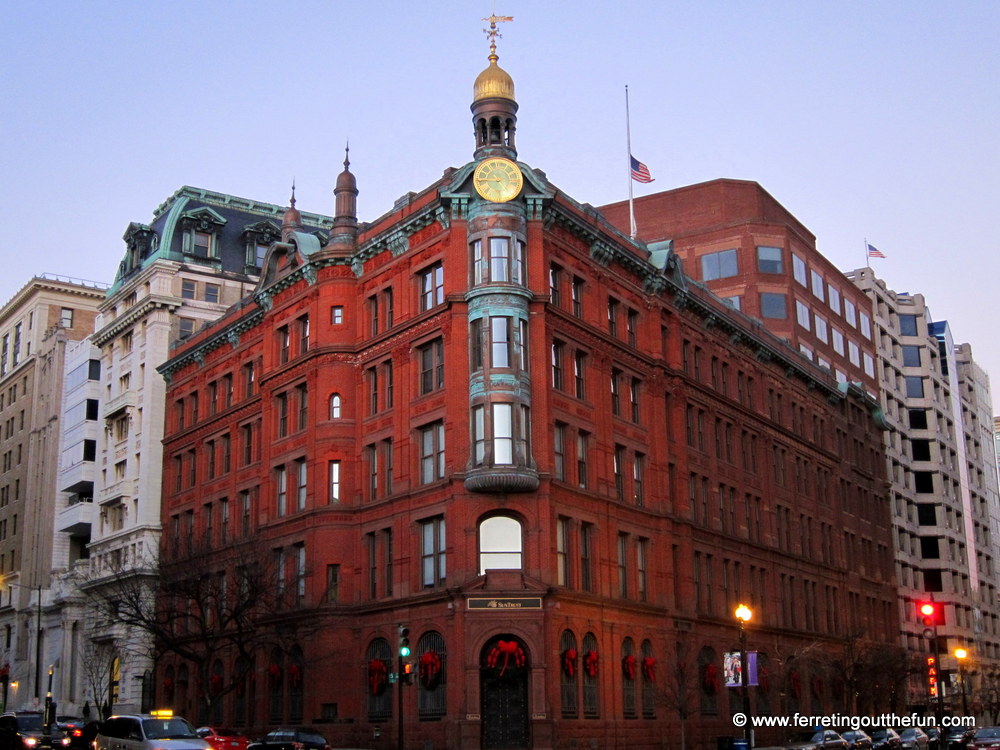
<box><xmin>400</xmin><ymin>645</ymin><xmax>411</xmax><ymax>657</ymax></box>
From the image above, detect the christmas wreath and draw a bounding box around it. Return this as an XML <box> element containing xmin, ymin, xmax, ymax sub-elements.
<box><xmin>641</xmin><ymin>656</ymin><xmax>656</xmax><ymax>683</ymax></box>
<box><xmin>485</xmin><ymin>640</ymin><xmax>526</xmax><ymax>678</ymax></box>
<box><xmin>703</xmin><ymin>662</ymin><xmax>720</xmax><ymax>693</ymax></box>
<box><xmin>288</xmin><ymin>664</ymin><xmax>302</xmax><ymax>688</ymax></box>
<box><xmin>210</xmin><ymin>674</ymin><xmax>223</xmax><ymax>693</ymax></box>
<box><xmin>790</xmin><ymin>670</ymin><xmax>801</xmax><ymax>698</ymax></box>
<box><xmin>368</xmin><ymin>659</ymin><xmax>389</xmax><ymax>696</ymax></box>
<box><xmin>583</xmin><ymin>650</ymin><xmax>599</xmax><ymax>679</ymax></box>
<box><xmin>419</xmin><ymin>650</ymin><xmax>442</xmax><ymax>689</ymax></box>
<box><xmin>268</xmin><ymin>663</ymin><xmax>282</xmax><ymax>681</ymax></box>
<box><xmin>561</xmin><ymin>649</ymin><xmax>578</xmax><ymax>678</ymax></box>
<box><xmin>622</xmin><ymin>654</ymin><xmax>637</xmax><ymax>681</ymax></box>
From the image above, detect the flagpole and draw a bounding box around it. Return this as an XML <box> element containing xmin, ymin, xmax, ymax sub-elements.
<box><xmin>626</xmin><ymin>84</ymin><xmax>636</xmax><ymax>239</ymax></box>
<box><xmin>864</xmin><ymin>238</ymin><xmax>870</xmax><ymax>269</ymax></box>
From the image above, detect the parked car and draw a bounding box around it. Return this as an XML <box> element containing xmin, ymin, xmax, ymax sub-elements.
<box><xmin>943</xmin><ymin>727</ymin><xmax>977</xmax><ymax>750</ymax></box>
<box><xmin>900</xmin><ymin>728</ymin><xmax>930</xmax><ymax>750</ymax></box>
<box><xmin>842</xmin><ymin>730</ymin><xmax>874</xmax><ymax>750</ymax></box>
<box><xmin>926</xmin><ymin>728</ymin><xmax>941</xmax><ymax>750</ymax></box>
<box><xmin>95</xmin><ymin>713</ymin><xmax>209</xmax><ymax>750</ymax></box>
<box><xmin>870</xmin><ymin>729</ymin><xmax>903</xmax><ymax>750</ymax></box>
<box><xmin>246</xmin><ymin>729</ymin><xmax>330</xmax><ymax>750</ymax></box>
<box><xmin>0</xmin><ymin>712</ymin><xmax>70</xmax><ymax>750</ymax></box>
<box><xmin>196</xmin><ymin>728</ymin><xmax>251</xmax><ymax>750</ymax></box>
<box><xmin>786</xmin><ymin>730</ymin><xmax>849</xmax><ymax>750</ymax></box>
<box><xmin>969</xmin><ymin>728</ymin><xmax>1000</xmax><ymax>750</ymax></box>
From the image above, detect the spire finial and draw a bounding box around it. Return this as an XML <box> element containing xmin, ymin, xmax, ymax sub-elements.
<box><xmin>290</xmin><ymin>179</ymin><xmax>296</xmax><ymax>208</ymax></box>
<box><xmin>344</xmin><ymin>141</ymin><xmax>350</xmax><ymax>170</ymax></box>
<box><xmin>483</xmin><ymin>13</ymin><xmax>513</xmax><ymax>62</ymax></box>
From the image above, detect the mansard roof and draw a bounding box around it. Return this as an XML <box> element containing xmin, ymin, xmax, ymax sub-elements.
<box><xmin>108</xmin><ymin>186</ymin><xmax>333</xmax><ymax>295</ymax></box>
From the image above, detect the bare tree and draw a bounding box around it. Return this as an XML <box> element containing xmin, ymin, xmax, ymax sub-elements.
<box><xmin>79</xmin><ymin>637</ymin><xmax>119</xmax><ymax>719</ymax></box>
<box><xmin>658</xmin><ymin>639</ymin><xmax>698</xmax><ymax>750</ymax></box>
<box><xmin>81</xmin><ymin>539</ymin><xmax>319</xmax><ymax>716</ymax></box>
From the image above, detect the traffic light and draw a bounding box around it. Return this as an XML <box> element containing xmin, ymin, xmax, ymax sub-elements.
<box><xmin>918</xmin><ymin>601</ymin><xmax>941</xmax><ymax>627</ymax></box>
<box><xmin>398</xmin><ymin>626</ymin><xmax>411</xmax><ymax>658</ymax></box>
<box><xmin>401</xmin><ymin>661</ymin><xmax>414</xmax><ymax>685</ymax></box>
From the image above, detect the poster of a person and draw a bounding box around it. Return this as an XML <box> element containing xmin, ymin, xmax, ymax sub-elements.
<box><xmin>723</xmin><ymin>651</ymin><xmax>742</xmax><ymax>687</ymax></box>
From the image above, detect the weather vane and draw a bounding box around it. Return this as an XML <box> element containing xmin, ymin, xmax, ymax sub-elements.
<box><xmin>483</xmin><ymin>13</ymin><xmax>513</xmax><ymax>57</ymax></box>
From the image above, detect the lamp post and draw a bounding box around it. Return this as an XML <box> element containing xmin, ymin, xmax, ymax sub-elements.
<box><xmin>735</xmin><ymin>603</ymin><xmax>754</xmax><ymax>748</ymax></box>
<box><xmin>954</xmin><ymin>648</ymin><xmax>969</xmax><ymax>716</ymax></box>
<box><xmin>6</xmin><ymin>583</ymin><xmax>42</xmax><ymax>703</ymax></box>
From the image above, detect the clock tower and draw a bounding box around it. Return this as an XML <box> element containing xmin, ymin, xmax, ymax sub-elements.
<box><xmin>472</xmin><ymin>14</ymin><xmax>518</xmax><ymax>161</ymax></box>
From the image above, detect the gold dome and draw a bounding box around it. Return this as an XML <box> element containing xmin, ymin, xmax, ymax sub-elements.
<box><xmin>473</xmin><ymin>53</ymin><xmax>515</xmax><ymax>102</ymax></box>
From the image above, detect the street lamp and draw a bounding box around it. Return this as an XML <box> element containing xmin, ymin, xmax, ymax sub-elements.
<box><xmin>954</xmin><ymin>647</ymin><xmax>969</xmax><ymax>716</ymax></box>
<box><xmin>6</xmin><ymin>583</ymin><xmax>42</xmax><ymax>703</ymax></box>
<box><xmin>735</xmin><ymin>603</ymin><xmax>754</xmax><ymax>748</ymax></box>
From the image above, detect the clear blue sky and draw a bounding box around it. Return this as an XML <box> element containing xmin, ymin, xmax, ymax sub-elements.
<box><xmin>3</xmin><ymin>1</ymin><xmax>998</xmax><ymax>410</ymax></box>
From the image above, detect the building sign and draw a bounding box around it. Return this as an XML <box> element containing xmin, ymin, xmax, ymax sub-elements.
<box><xmin>927</xmin><ymin>656</ymin><xmax>938</xmax><ymax>697</ymax></box>
<box><xmin>468</xmin><ymin>597</ymin><xmax>543</xmax><ymax>610</ymax></box>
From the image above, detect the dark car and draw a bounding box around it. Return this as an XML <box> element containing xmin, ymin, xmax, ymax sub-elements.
<box><xmin>786</xmin><ymin>730</ymin><xmax>849</xmax><ymax>750</ymax></box>
<box><xmin>871</xmin><ymin>729</ymin><xmax>903</xmax><ymax>750</ymax></box>
<box><xmin>0</xmin><ymin>712</ymin><xmax>71</xmax><ymax>750</ymax></box>
<box><xmin>900</xmin><ymin>728</ymin><xmax>929</xmax><ymax>750</ymax></box>
<box><xmin>943</xmin><ymin>727</ymin><xmax>977</xmax><ymax>750</ymax></box>
<box><xmin>842</xmin><ymin>730</ymin><xmax>874</xmax><ymax>750</ymax></box>
<box><xmin>246</xmin><ymin>729</ymin><xmax>330</xmax><ymax>750</ymax></box>
<box><xmin>969</xmin><ymin>728</ymin><xmax>1000</xmax><ymax>750</ymax></box>
<box><xmin>926</xmin><ymin>728</ymin><xmax>941</xmax><ymax>750</ymax></box>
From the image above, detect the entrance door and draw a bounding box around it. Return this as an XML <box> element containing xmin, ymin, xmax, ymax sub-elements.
<box><xmin>480</xmin><ymin>636</ymin><xmax>530</xmax><ymax>749</ymax></box>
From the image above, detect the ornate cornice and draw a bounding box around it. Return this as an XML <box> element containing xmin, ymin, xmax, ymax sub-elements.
<box><xmin>93</xmin><ymin>295</ymin><xmax>180</xmax><ymax>346</ymax></box>
<box><xmin>158</xmin><ymin>305</ymin><xmax>265</xmax><ymax>380</ymax></box>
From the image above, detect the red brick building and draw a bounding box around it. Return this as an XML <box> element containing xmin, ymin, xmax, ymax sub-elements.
<box><xmin>601</xmin><ymin>181</ymin><xmax>880</xmax><ymax>394</ymax></box>
<box><xmin>157</xmin><ymin>35</ymin><xmax>897</xmax><ymax>750</ymax></box>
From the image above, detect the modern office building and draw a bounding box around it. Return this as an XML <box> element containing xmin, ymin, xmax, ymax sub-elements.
<box><xmin>849</xmin><ymin>266</ymin><xmax>1000</xmax><ymax>711</ymax></box>
<box><xmin>0</xmin><ymin>275</ymin><xmax>106</xmax><ymax>709</ymax></box>
<box><xmin>155</xmin><ymin>30</ymin><xmax>896</xmax><ymax>750</ymax></box>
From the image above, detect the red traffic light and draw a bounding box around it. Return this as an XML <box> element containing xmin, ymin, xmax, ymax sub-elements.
<box><xmin>918</xmin><ymin>601</ymin><xmax>941</xmax><ymax>627</ymax></box>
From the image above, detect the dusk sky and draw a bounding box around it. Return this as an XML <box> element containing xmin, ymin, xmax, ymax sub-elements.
<box><xmin>3</xmin><ymin>2</ymin><xmax>998</xmax><ymax>410</ymax></box>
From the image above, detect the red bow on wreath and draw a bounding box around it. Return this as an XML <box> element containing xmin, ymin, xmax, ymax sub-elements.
<box><xmin>486</xmin><ymin>640</ymin><xmax>526</xmax><ymax>677</ymax></box>
<box><xmin>622</xmin><ymin>654</ymin><xmax>637</xmax><ymax>681</ymax></box>
<box><xmin>561</xmin><ymin>649</ymin><xmax>578</xmax><ymax>678</ymax></box>
<box><xmin>703</xmin><ymin>662</ymin><xmax>720</xmax><ymax>693</ymax></box>
<box><xmin>419</xmin><ymin>650</ymin><xmax>442</xmax><ymax>689</ymax></box>
<box><xmin>209</xmin><ymin>674</ymin><xmax>223</xmax><ymax>693</ymax></box>
<box><xmin>641</xmin><ymin>656</ymin><xmax>656</xmax><ymax>683</ymax></box>
<box><xmin>368</xmin><ymin>659</ymin><xmax>389</xmax><ymax>696</ymax></box>
<box><xmin>163</xmin><ymin>677</ymin><xmax>174</xmax><ymax>695</ymax></box>
<box><xmin>268</xmin><ymin>663</ymin><xmax>282</xmax><ymax>680</ymax></box>
<box><xmin>583</xmin><ymin>650</ymin><xmax>599</xmax><ymax>679</ymax></box>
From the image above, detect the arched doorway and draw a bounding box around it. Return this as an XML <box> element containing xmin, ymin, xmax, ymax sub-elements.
<box><xmin>480</xmin><ymin>635</ymin><xmax>530</xmax><ymax>749</ymax></box>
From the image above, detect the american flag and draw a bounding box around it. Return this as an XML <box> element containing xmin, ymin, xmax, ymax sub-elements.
<box><xmin>866</xmin><ymin>243</ymin><xmax>886</xmax><ymax>259</ymax></box>
<box><xmin>630</xmin><ymin>155</ymin><xmax>654</xmax><ymax>183</ymax></box>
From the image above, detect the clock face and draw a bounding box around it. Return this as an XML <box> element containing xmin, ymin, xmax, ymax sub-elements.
<box><xmin>473</xmin><ymin>157</ymin><xmax>523</xmax><ymax>203</ymax></box>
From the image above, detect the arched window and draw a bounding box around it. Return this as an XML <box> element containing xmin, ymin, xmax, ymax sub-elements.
<box><xmin>177</xmin><ymin>663</ymin><xmax>189</xmax><ymax>716</ymax></box>
<box><xmin>329</xmin><ymin>393</ymin><xmax>342</xmax><ymax>419</ymax></box>
<box><xmin>288</xmin><ymin>646</ymin><xmax>305</xmax><ymax>723</ymax></box>
<box><xmin>622</xmin><ymin>638</ymin><xmax>636</xmax><ymax>719</ymax></box>
<box><xmin>479</xmin><ymin>515</ymin><xmax>522</xmax><ymax>574</ymax></box>
<box><xmin>209</xmin><ymin>660</ymin><xmax>224</xmax><ymax>724</ymax></box>
<box><xmin>640</xmin><ymin>639</ymin><xmax>656</xmax><ymax>719</ymax></box>
<box><xmin>268</xmin><ymin>648</ymin><xmax>284</xmax><ymax>723</ymax></box>
<box><xmin>417</xmin><ymin>631</ymin><xmax>446</xmax><ymax>719</ymax></box>
<box><xmin>366</xmin><ymin>638</ymin><xmax>392</xmax><ymax>721</ymax></box>
<box><xmin>233</xmin><ymin>655</ymin><xmax>253</xmax><ymax>727</ymax></box>
<box><xmin>698</xmin><ymin>645</ymin><xmax>719</xmax><ymax>716</ymax></box>
<box><xmin>582</xmin><ymin>632</ymin><xmax>599</xmax><ymax>719</ymax></box>
<box><xmin>559</xmin><ymin>630</ymin><xmax>578</xmax><ymax>719</ymax></box>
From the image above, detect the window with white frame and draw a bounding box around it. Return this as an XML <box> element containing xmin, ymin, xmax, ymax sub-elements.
<box><xmin>796</xmin><ymin>301</ymin><xmax>811</xmax><ymax>330</ymax></box>
<box><xmin>419</xmin><ymin>421</ymin><xmax>445</xmax><ymax>484</ymax></box>
<box><xmin>810</xmin><ymin>270</ymin><xmax>825</xmax><ymax>300</ymax></box>
<box><xmin>827</xmin><ymin>285</ymin><xmax>841</xmax><ymax>314</ymax></box>
<box><xmin>479</xmin><ymin>515</ymin><xmax>523</xmax><ymax>574</ymax></box>
<box><xmin>420</xmin><ymin>516</ymin><xmax>446</xmax><ymax>587</ymax></box>
<box><xmin>793</xmin><ymin>254</ymin><xmax>807</xmax><ymax>286</ymax></box>
<box><xmin>814</xmin><ymin>315</ymin><xmax>829</xmax><ymax>343</ymax></box>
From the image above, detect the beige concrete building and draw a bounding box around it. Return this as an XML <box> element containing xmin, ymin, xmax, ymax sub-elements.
<box><xmin>849</xmin><ymin>267</ymin><xmax>1000</xmax><ymax>712</ymax></box>
<box><xmin>0</xmin><ymin>275</ymin><xmax>107</xmax><ymax>709</ymax></box>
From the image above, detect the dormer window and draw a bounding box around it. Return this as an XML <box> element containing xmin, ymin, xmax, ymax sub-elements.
<box><xmin>241</xmin><ymin>220</ymin><xmax>281</xmax><ymax>269</ymax></box>
<box><xmin>180</xmin><ymin>207</ymin><xmax>226</xmax><ymax>260</ymax></box>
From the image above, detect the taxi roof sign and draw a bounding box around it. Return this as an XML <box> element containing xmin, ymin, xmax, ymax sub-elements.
<box><xmin>149</xmin><ymin>710</ymin><xmax>174</xmax><ymax>718</ymax></box>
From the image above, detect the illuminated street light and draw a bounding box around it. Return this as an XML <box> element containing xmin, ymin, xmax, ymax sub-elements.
<box><xmin>735</xmin><ymin>604</ymin><xmax>754</xmax><ymax>748</ymax></box>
